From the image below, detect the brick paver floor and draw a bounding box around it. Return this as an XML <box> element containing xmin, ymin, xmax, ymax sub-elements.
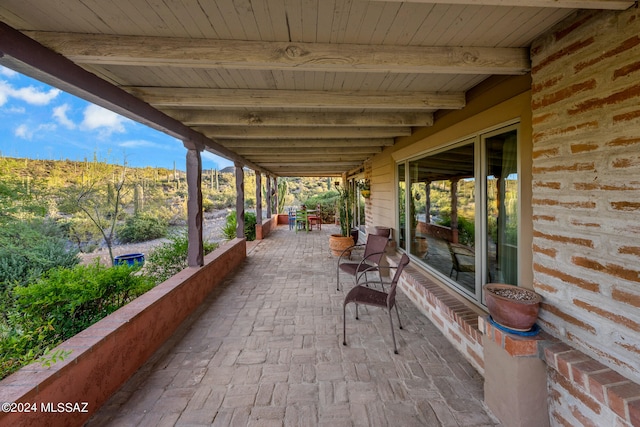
<box><xmin>86</xmin><ymin>225</ymin><xmax>500</xmax><ymax>426</ymax></box>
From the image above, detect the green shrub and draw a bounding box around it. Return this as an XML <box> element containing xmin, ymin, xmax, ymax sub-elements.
<box><xmin>304</xmin><ymin>190</ymin><xmax>340</xmax><ymax>224</ymax></box>
<box><xmin>202</xmin><ymin>197</ymin><xmax>215</xmax><ymax>212</ymax></box>
<box><xmin>222</xmin><ymin>211</ymin><xmax>237</xmax><ymax>240</ymax></box>
<box><xmin>208</xmin><ymin>192</ymin><xmax>235</xmax><ymax>210</ymax></box>
<box><xmin>1</xmin><ymin>262</ymin><xmax>153</xmax><ymax>380</ymax></box>
<box><xmin>117</xmin><ymin>214</ymin><xmax>168</xmax><ymax>243</ymax></box>
<box><xmin>144</xmin><ymin>233</ymin><xmax>218</xmax><ymax>285</ymax></box>
<box><xmin>436</xmin><ymin>214</ymin><xmax>475</xmax><ymax>247</ymax></box>
<box><xmin>0</xmin><ymin>219</ymin><xmax>79</xmax><ymax>290</ymax></box>
<box><xmin>222</xmin><ymin>211</ymin><xmax>256</xmax><ymax>241</ymax></box>
<box><xmin>244</xmin><ymin>212</ymin><xmax>257</xmax><ymax>241</ymax></box>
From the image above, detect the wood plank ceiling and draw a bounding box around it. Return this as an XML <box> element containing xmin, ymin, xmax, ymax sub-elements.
<box><xmin>0</xmin><ymin>0</ymin><xmax>634</xmax><ymax>177</ymax></box>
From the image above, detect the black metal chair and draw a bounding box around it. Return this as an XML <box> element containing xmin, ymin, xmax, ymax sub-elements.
<box><xmin>447</xmin><ymin>241</ymin><xmax>475</xmax><ymax>280</ymax></box>
<box><xmin>336</xmin><ymin>233</ymin><xmax>389</xmax><ymax>291</ymax></box>
<box><xmin>343</xmin><ymin>254</ymin><xmax>410</xmax><ymax>354</ymax></box>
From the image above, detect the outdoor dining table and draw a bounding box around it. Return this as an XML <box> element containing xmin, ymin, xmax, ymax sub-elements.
<box><xmin>295</xmin><ymin>209</ymin><xmax>319</xmax><ymax>231</ymax></box>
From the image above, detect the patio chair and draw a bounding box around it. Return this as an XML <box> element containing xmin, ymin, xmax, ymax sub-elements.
<box><xmin>288</xmin><ymin>208</ymin><xmax>296</xmax><ymax>230</ymax></box>
<box><xmin>295</xmin><ymin>209</ymin><xmax>308</xmax><ymax>232</ymax></box>
<box><xmin>336</xmin><ymin>233</ymin><xmax>389</xmax><ymax>291</ymax></box>
<box><xmin>448</xmin><ymin>241</ymin><xmax>475</xmax><ymax>280</ymax></box>
<box><xmin>343</xmin><ymin>254</ymin><xmax>410</xmax><ymax>354</ymax></box>
<box><xmin>307</xmin><ymin>204</ymin><xmax>322</xmax><ymax>230</ymax></box>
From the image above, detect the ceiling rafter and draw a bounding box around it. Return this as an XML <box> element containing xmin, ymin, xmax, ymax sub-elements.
<box><xmin>0</xmin><ymin>1</ymin><xmax>616</xmax><ymax>178</ymax></box>
<box><xmin>127</xmin><ymin>87</ymin><xmax>466</xmax><ymax>110</ymax></box>
<box><xmin>216</xmin><ymin>139</ymin><xmax>395</xmax><ymax>148</ymax></box>
<box><xmin>367</xmin><ymin>0</ymin><xmax>635</xmax><ymax>9</ymax></box>
<box><xmin>27</xmin><ymin>31</ymin><xmax>530</xmax><ymax>75</ymax></box>
<box><xmin>232</xmin><ymin>146</ymin><xmax>383</xmax><ymax>155</ymax></box>
<box><xmin>194</xmin><ymin>126</ymin><xmax>411</xmax><ymax>139</ymax></box>
<box><xmin>160</xmin><ymin>109</ymin><xmax>434</xmax><ymax>127</ymax></box>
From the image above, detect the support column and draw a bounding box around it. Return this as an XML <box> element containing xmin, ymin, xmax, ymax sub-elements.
<box><xmin>186</xmin><ymin>146</ymin><xmax>203</xmax><ymax>267</ymax></box>
<box><xmin>451</xmin><ymin>178</ymin><xmax>459</xmax><ymax>243</ymax></box>
<box><xmin>266</xmin><ymin>175</ymin><xmax>272</xmax><ymax>218</ymax></box>
<box><xmin>256</xmin><ymin>172</ymin><xmax>262</xmax><ymax>223</ymax></box>
<box><xmin>235</xmin><ymin>162</ymin><xmax>245</xmax><ymax>239</ymax></box>
<box><xmin>272</xmin><ymin>177</ymin><xmax>278</xmax><ymax>215</ymax></box>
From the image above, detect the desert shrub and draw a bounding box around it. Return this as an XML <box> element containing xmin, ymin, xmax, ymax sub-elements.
<box><xmin>0</xmin><ymin>219</ymin><xmax>79</xmax><ymax>290</ymax></box>
<box><xmin>202</xmin><ymin>197</ymin><xmax>215</xmax><ymax>212</ymax></box>
<box><xmin>67</xmin><ymin>216</ymin><xmax>102</xmax><ymax>253</ymax></box>
<box><xmin>117</xmin><ymin>214</ymin><xmax>168</xmax><ymax>243</ymax></box>
<box><xmin>222</xmin><ymin>211</ymin><xmax>256</xmax><ymax>241</ymax></box>
<box><xmin>1</xmin><ymin>262</ymin><xmax>153</xmax><ymax>380</ymax></box>
<box><xmin>208</xmin><ymin>192</ymin><xmax>235</xmax><ymax>210</ymax></box>
<box><xmin>144</xmin><ymin>233</ymin><xmax>218</xmax><ymax>285</ymax></box>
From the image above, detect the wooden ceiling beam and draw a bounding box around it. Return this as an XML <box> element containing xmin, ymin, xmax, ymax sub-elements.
<box><xmin>260</xmin><ymin>161</ymin><xmax>364</xmax><ymax>169</ymax></box>
<box><xmin>367</xmin><ymin>0</ymin><xmax>635</xmax><ymax>9</ymax></box>
<box><xmin>234</xmin><ymin>146</ymin><xmax>382</xmax><ymax>155</ymax></box>
<box><xmin>217</xmin><ymin>139</ymin><xmax>395</xmax><ymax>148</ymax></box>
<box><xmin>196</xmin><ymin>126</ymin><xmax>410</xmax><ymax>139</ymax></box>
<box><xmin>129</xmin><ymin>87</ymin><xmax>465</xmax><ymax>110</ymax></box>
<box><xmin>28</xmin><ymin>32</ymin><xmax>530</xmax><ymax>75</ymax></box>
<box><xmin>161</xmin><ymin>109</ymin><xmax>434</xmax><ymax>127</ymax></box>
<box><xmin>244</xmin><ymin>154</ymin><xmax>374</xmax><ymax>162</ymax></box>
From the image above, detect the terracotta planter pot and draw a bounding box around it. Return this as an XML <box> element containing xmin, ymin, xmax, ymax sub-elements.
<box><xmin>412</xmin><ymin>236</ymin><xmax>428</xmax><ymax>257</ymax></box>
<box><xmin>329</xmin><ymin>234</ymin><xmax>355</xmax><ymax>257</ymax></box>
<box><xmin>483</xmin><ymin>283</ymin><xmax>541</xmax><ymax>332</ymax></box>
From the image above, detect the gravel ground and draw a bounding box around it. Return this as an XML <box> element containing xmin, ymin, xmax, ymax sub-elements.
<box><xmin>78</xmin><ymin>209</ymin><xmax>231</xmax><ymax>266</ymax></box>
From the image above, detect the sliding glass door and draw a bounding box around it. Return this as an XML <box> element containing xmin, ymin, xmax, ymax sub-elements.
<box><xmin>397</xmin><ymin>124</ymin><xmax>519</xmax><ymax>303</ymax></box>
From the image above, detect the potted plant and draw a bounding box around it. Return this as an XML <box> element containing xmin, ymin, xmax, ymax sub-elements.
<box><xmin>483</xmin><ymin>283</ymin><xmax>542</xmax><ymax>332</ymax></box>
<box><xmin>329</xmin><ymin>184</ymin><xmax>357</xmax><ymax>256</ymax></box>
<box><xmin>359</xmin><ymin>179</ymin><xmax>371</xmax><ymax>198</ymax></box>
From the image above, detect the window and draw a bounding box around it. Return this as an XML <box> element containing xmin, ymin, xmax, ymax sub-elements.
<box><xmin>397</xmin><ymin>125</ymin><xmax>519</xmax><ymax>302</ymax></box>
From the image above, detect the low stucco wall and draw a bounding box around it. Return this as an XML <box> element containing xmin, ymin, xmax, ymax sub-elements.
<box><xmin>0</xmin><ymin>238</ymin><xmax>247</xmax><ymax>427</ymax></box>
<box><xmin>256</xmin><ymin>215</ymin><xmax>278</xmax><ymax>240</ymax></box>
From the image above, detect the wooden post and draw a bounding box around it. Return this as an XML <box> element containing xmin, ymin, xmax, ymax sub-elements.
<box><xmin>186</xmin><ymin>146</ymin><xmax>203</xmax><ymax>267</ymax></box>
<box><xmin>266</xmin><ymin>175</ymin><xmax>272</xmax><ymax>218</ymax></box>
<box><xmin>256</xmin><ymin>172</ymin><xmax>262</xmax><ymax>224</ymax></box>
<box><xmin>451</xmin><ymin>178</ymin><xmax>459</xmax><ymax>244</ymax></box>
<box><xmin>235</xmin><ymin>162</ymin><xmax>245</xmax><ymax>239</ymax></box>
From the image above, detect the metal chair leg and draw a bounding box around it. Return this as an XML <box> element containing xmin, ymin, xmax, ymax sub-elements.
<box><xmin>394</xmin><ymin>304</ymin><xmax>403</xmax><ymax>330</ymax></box>
<box><xmin>388</xmin><ymin>311</ymin><xmax>398</xmax><ymax>354</ymax></box>
<box><xmin>343</xmin><ymin>303</ymin><xmax>347</xmax><ymax>346</ymax></box>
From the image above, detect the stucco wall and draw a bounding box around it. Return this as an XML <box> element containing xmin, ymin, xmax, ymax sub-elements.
<box><xmin>530</xmin><ymin>7</ymin><xmax>640</xmax><ymax>385</ymax></box>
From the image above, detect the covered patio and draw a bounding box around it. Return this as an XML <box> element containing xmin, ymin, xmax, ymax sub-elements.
<box><xmin>86</xmin><ymin>225</ymin><xmax>495</xmax><ymax>426</ymax></box>
<box><xmin>2</xmin><ymin>2</ymin><xmax>640</xmax><ymax>426</ymax></box>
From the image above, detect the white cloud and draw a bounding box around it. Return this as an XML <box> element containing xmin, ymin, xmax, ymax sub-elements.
<box><xmin>14</xmin><ymin>124</ymin><xmax>30</xmax><ymax>139</ymax></box>
<box><xmin>119</xmin><ymin>139</ymin><xmax>164</xmax><ymax>149</ymax></box>
<box><xmin>14</xmin><ymin>123</ymin><xmax>57</xmax><ymax>140</ymax></box>
<box><xmin>0</xmin><ymin>66</ymin><xmax>18</xmax><ymax>78</ymax></box>
<box><xmin>80</xmin><ymin>104</ymin><xmax>127</xmax><ymax>136</ymax></box>
<box><xmin>202</xmin><ymin>151</ymin><xmax>233</xmax><ymax>169</ymax></box>
<box><xmin>53</xmin><ymin>104</ymin><xmax>76</xmax><ymax>129</ymax></box>
<box><xmin>4</xmin><ymin>106</ymin><xmax>26</xmax><ymax>114</ymax></box>
<box><xmin>0</xmin><ymin>80</ymin><xmax>60</xmax><ymax>106</ymax></box>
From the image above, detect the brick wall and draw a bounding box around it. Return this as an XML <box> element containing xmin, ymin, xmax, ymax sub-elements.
<box><xmin>530</xmin><ymin>6</ymin><xmax>640</xmax><ymax>426</ymax></box>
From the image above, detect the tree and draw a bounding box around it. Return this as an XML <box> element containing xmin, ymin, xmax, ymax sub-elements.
<box><xmin>62</xmin><ymin>156</ymin><xmax>128</xmax><ymax>266</ymax></box>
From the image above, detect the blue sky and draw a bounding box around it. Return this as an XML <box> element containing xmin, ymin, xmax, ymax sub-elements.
<box><xmin>0</xmin><ymin>66</ymin><xmax>233</xmax><ymax>171</ymax></box>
